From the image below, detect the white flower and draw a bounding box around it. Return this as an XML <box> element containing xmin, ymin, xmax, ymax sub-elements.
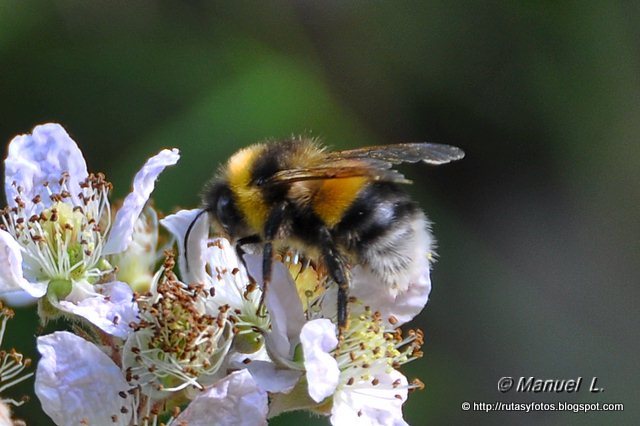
<box><xmin>277</xmin><ymin>300</ymin><xmax>420</xmax><ymax>425</ymax></box>
<box><xmin>122</xmin><ymin>256</ymin><xmax>233</xmax><ymax>398</ymax></box>
<box><xmin>35</xmin><ymin>331</ymin><xmax>135</xmax><ymax>426</ymax></box>
<box><xmin>327</xmin><ymin>306</ymin><xmax>422</xmax><ymax>426</ymax></box>
<box><xmin>0</xmin><ymin>123</ymin><xmax>179</xmax><ymax>310</ymax></box>
<box><xmin>172</xmin><ymin>369</ymin><xmax>268</xmax><ymax>426</ymax></box>
<box><xmin>243</xmin><ymin>255</ymin><xmax>424</xmax><ymax>425</ymax></box>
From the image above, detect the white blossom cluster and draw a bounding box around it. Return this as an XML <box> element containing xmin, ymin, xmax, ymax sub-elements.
<box><xmin>0</xmin><ymin>124</ymin><xmax>433</xmax><ymax>425</ymax></box>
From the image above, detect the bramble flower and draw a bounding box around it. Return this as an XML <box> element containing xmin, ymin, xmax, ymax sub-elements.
<box><xmin>327</xmin><ymin>306</ymin><xmax>424</xmax><ymax>426</ymax></box>
<box><xmin>122</xmin><ymin>253</ymin><xmax>233</xmax><ymax>398</ymax></box>
<box><xmin>34</xmin><ymin>255</ymin><xmax>266</xmax><ymax>426</ymax></box>
<box><xmin>0</xmin><ymin>123</ymin><xmax>179</xmax><ymax>319</ymax></box>
<box><xmin>244</xmin><ymin>254</ymin><xmax>427</xmax><ymax>425</ymax></box>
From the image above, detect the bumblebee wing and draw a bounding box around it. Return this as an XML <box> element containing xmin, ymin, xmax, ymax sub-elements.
<box><xmin>262</xmin><ymin>159</ymin><xmax>411</xmax><ymax>186</ymax></box>
<box><xmin>260</xmin><ymin>143</ymin><xmax>464</xmax><ymax>186</ymax></box>
<box><xmin>327</xmin><ymin>142</ymin><xmax>465</xmax><ymax>165</ymax></box>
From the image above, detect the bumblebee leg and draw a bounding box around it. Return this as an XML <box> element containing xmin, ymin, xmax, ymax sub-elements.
<box><xmin>258</xmin><ymin>241</ymin><xmax>273</xmax><ymax>316</ymax></box>
<box><xmin>329</xmin><ymin>252</ymin><xmax>349</xmax><ymax>330</ymax></box>
<box><xmin>319</xmin><ymin>228</ymin><xmax>349</xmax><ymax>331</ymax></box>
<box><xmin>258</xmin><ymin>202</ymin><xmax>288</xmax><ymax>316</ymax></box>
<box><xmin>299</xmin><ymin>257</ymin><xmax>312</xmax><ymax>274</ymax></box>
<box><xmin>235</xmin><ymin>235</ymin><xmax>262</xmax><ymax>283</ymax></box>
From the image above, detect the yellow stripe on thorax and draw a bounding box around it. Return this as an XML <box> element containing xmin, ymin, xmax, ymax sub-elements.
<box><xmin>227</xmin><ymin>145</ymin><xmax>269</xmax><ymax>233</ymax></box>
<box><xmin>313</xmin><ymin>177</ymin><xmax>368</xmax><ymax>227</ymax></box>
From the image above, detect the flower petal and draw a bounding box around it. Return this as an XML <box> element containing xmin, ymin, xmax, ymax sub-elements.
<box><xmin>103</xmin><ymin>148</ymin><xmax>179</xmax><ymax>254</ymax></box>
<box><xmin>0</xmin><ymin>401</ymin><xmax>13</xmax><ymax>425</ymax></box>
<box><xmin>35</xmin><ymin>332</ymin><xmax>133</xmax><ymax>426</ymax></box>
<box><xmin>160</xmin><ymin>208</ymin><xmax>208</xmax><ymax>284</ymax></box>
<box><xmin>244</xmin><ymin>253</ymin><xmax>306</xmax><ymax>360</ymax></box>
<box><xmin>0</xmin><ymin>229</ymin><xmax>47</xmax><ymax>297</ymax></box>
<box><xmin>110</xmin><ymin>208</ymin><xmax>159</xmax><ymax>293</ymax></box>
<box><xmin>5</xmin><ymin>123</ymin><xmax>87</xmax><ymax>211</ymax></box>
<box><xmin>331</xmin><ymin>369</ymin><xmax>409</xmax><ymax>426</ymax></box>
<box><xmin>350</xmin><ymin>262</ymin><xmax>431</xmax><ymax>326</ymax></box>
<box><xmin>0</xmin><ymin>289</ymin><xmax>38</xmax><ymax>307</ymax></box>
<box><xmin>58</xmin><ymin>281</ymin><xmax>139</xmax><ymax>339</ymax></box>
<box><xmin>300</xmin><ymin>319</ymin><xmax>339</xmax><ymax>403</ymax></box>
<box><xmin>245</xmin><ymin>360</ymin><xmax>302</xmax><ymax>393</ymax></box>
<box><xmin>203</xmin><ymin>238</ymin><xmax>254</xmax><ymax>308</ymax></box>
<box><xmin>175</xmin><ymin>369</ymin><xmax>268</xmax><ymax>426</ymax></box>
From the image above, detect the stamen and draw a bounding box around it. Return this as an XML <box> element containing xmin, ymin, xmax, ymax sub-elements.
<box><xmin>0</xmin><ymin>173</ymin><xmax>114</xmax><ymax>286</ymax></box>
<box><xmin>0</xmin><ymin>303</ymin><xmax>33</xmax><ymax>405</ymax></box>
<box><xmin>125</xmin><ymin>253</ymin><xmax>232</xmax><ymax>395</ymax></box>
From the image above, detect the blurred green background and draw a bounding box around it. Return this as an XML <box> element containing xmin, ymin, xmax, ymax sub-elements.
<box><xmin>1</xmin><ymin>1</ymin><xmax>638</xmax><ymax>424</ymax></box>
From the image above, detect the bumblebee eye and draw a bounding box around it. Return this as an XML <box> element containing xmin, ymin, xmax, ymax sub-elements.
<box><xmin>216</xmin><ymin>190</ymin><xmax>232</xmax><ymax>230</ymax></box>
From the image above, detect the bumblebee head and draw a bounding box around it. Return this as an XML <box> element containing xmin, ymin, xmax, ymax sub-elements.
<box><xmin>182</xmin><ymin>179</ymin><xmax>248</xmax><ymax>272</ymax></box>
<box><xmin>201</xmin><ymin>180</ymin><xmax>248</xmax><ymax>240</ymax></box>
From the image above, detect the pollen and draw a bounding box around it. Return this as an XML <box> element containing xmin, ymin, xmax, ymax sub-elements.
<box><xmin>287</xmin><ymin>259</ymin><xmax>325</xmax><ymax>304</ymax></box>
<box><xmin>333</xmin><ymin>305</ymin><xmax>424</xmax><ymax>394</ymax></box>
<box><xmin>1</xmin><ymin>173</ymin><xmax>113</xmax><ymax>287</ymax></box>
<box><xmin>124</xmin><ymin>253</ymin><xmax>232</xmax><ymax>394</ymax></box>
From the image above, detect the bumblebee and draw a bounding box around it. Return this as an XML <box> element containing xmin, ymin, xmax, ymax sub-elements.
<box><xmin>191</xmin><ymin>137</ymin><xmax>464</xmax><ymax>328</ymax></box>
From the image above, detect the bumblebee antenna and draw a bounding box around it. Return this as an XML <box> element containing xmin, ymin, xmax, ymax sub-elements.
<box><xmin>184</xmin><ymin>209</ymin><xmax>209</xmax><ymax>271</ymax></box>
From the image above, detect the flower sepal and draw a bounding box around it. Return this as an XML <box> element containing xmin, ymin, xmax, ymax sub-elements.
<box><xmin>267</xmin><ymin>380</ymin><xmax>326</xmax><ymax>419</ymax></box>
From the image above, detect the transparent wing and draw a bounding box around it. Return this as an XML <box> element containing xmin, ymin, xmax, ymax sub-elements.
<box><xmin>261</xmin><ymin>143</ymin><xmax>463</xmax><ymax>187</ymax></box>
<box><xmin>328</xmin><ymin>142</ymin><xmax>465</xmax><ymax>165</ymax></box>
